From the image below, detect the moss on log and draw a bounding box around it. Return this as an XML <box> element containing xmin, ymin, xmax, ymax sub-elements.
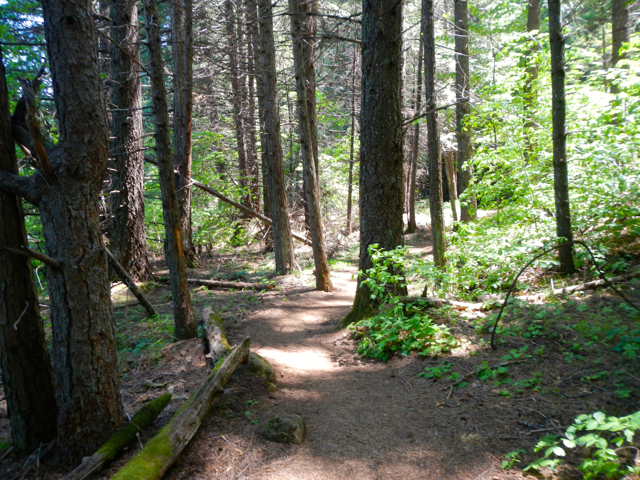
<box><xmin>111</xmin><ymin>338</ymin><xmax>251</xmax><ymax>480</ymax></box>
<box><xmin>61</xmin><ymin>392</ymin><xmax>171</xmax><ymax>480</ymax></box>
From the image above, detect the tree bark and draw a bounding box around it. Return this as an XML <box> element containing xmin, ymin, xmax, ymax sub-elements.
<box><xmin>611</xmin><ymin>0</ymin><xmax>629</xmax><ymax>94</ymax></box>
<box><xmin>523</xmin><ymin>0</ymin><xmax>541</xmax><ymax>163</ymax></box>
<box><xmin>289</xmin><ymin>0</ymin><xmax>333</xmax><ymax>292</ymax></box>
<box><xmin>0</xmin><ymin>49</ymin><xmax>58</xmax><ymax>457</ymax></box>
<box><xmin>341</xmin><ymin>0</ymin><xmax>405</xmax><ymax>326</ymax></box>
<box><xmin>406</xmin><ymin>38</ymin><xmax>423</xmax><ymax>234</ymax></box>
<box><xmin>257</xmin><ymin>0</ymin><xmax>297</xmax><ymax>274</ymax></box>
<box><xmin>346</xmin><ymin>42</ymin><xmax>357</xmax><ymax>235</ymax></box>
<box><xmin>112</xmin><ymin>338</ymin><xmax>251</xmax><ymax>480</ymax></box>
<box><xmin>171</xmin><ymin>0</ymin><xmax>198</xmax><ymax>266</ymax></box>
<box><xmin>454</xmin><ymin>0</ymin><xmax>476</xmax><ymax>222</ymax></box>
<box><xmin>109</xmin><ymin>0</ymin><xmax>152</xmax><ymax>282</ymax></box>
<box><xmin>247</xmin><ymin>0</ymin><xmax>273</xmax><ymax>250</ymax></box>
<box><xmin>0</xmin><ymin>0</ymin><xmax>127</xmax><ymax>462</ymax></box>
<box><xmin>424</xmin><ymin>0</ymin><xmax>446</xmax><ymax>268</ymax></box>
<box><xmin>444</xmin><ymin>149</ymin><xmax>458</xmax><ymax>222</ymax></box>
<box><xmin>548</xmin><ymin>0</ymin><xmax>575</xmax><ymax>274</ymax></box>
<box><xmin>145</xmin><ymin>0</ymin><xmax>198</xmax><ymax>338</ymax></box>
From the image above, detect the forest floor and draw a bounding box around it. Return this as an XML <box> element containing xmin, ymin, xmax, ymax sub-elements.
<box><xmin>1</xmin><ymin>219</ymin><xmax>639</xmax><ymax>479</ymax></box>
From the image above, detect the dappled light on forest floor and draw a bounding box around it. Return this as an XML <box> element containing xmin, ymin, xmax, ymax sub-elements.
<box><xmin>255</xmin><ymin>347</ymin><xmax>336</xmax><ymax>373</ymax></box>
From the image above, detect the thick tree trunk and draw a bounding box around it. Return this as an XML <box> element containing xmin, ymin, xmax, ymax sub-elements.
<box><xmin>346</xmin><ymin>43</ymin><xmax>357</xmax><ymax>235</ymax></box>
<box><xmin>611</xmin><ymin>0</ymin><xmax>629</xmax><ymax>94</ymax></box>
<box><xmin>257</xmin><ymin>0</ymin><xmax>297</xmax><ymax>274</ymax></box>
<box><xmin>548</xmin><ymin>0</ymin><xmax>575</xmax><ymax>274</ymax></box>
<box><xmin>406</xmin><ymin>39</ymin><xmax>423</xmax><ymax>234</ymax></box>
<box><xmin>146</xmin><ymin>0</ymin><xmax>197</xmax><ymax>338</ymax></box>
<box><xmin>0</xmin><ymin>50</ymin><xmax>58</xmax><ymax>457</ymax></box>
<box><xmin>523</xmin><ymin>0</ymin><xmax>541</xmax><ymax>163</ymax></box>
<box><xmin>0</xmin><ymin>0</ymin><xmax>127</xmax><ymax>463</ymax></box>
<box><xmin>289</xmin><ymin>0</ymin><xmax>333</xmax><ymax>292</ymax></box>
<box><xmin>171</xmin><ymin>0</ymin><xmax>198</xmax><ymax>266</ymax></box>
<box><xmin>341</xmin><ymin>0</ymin><xmax>405</xmax><ymax>326</ymax></box>
<box><xmin>424</xmin><ymin>0</ymin><xmax>446</xmax><ymax>268</ymax></box>
<box><xmin>109</xmin><ymin>0</ymin><xmax>151</xmax><ymax>282</ymax></box>
<box><xmin>454</xmin><ymin>0</ymin><xmax>476</xmax><ymax>222</ymax></box>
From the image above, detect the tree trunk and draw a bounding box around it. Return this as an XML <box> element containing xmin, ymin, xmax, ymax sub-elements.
<box><xmin>0</xmin><ymin>0</ymin><xmax>127</xmax><ymax>463</ymax></box>
<box><xmin>247</xmin><ymin>0</ymin><xmax>272</xmax><ymax>249</ymax></box>
<box><xmin>341</xmin><ymin>0</ymin><xmax>405</xmax><ymax>326</ymax></box>
<box><xmin>523</xmin><ymin>0</ymin><xmax>541</xmax><ymax>163</ymax></box>
<box><xmin>109</xmin><ymin>0</ymin><xmax>152</xmax><ymax>282</ymax></box>
<box><xmin>406</xmin><ymin>39</ymin><xmax>423</xmax><ymax>234</ymax></box>
<box><xmin>444</xmin><ymin>149</ymin><xmax>458</xmax><ymax>222</ymax></box>
<box><xmin>257</xmin><ymin>0</ymin><xmax>297</xmax><ymax>274</ymax></box>
<box><xmin>454</xmin><ymin>0</ymin><xmax>476</xmax><ymax>222</ymax></box>
<box><xmin>289</xmin><ymin>0</ymin><xmax>333</xmax><ymax>292</ymax></box>
<box><xmin>146</xmin><ymin>0</ymin><xmax>198</xmax><ymax>338</ymax></box>
<box><xmin>611</xmin><ymin>0</ymin><xmax>629</xmax><ymax>94</ymax></box>
<box><xmin>0</xmin><ymin>49</ymin><xmax>58</xmax><ymax>457</ymax></box>
<box><xmin>225</xmin><ymin>0</ymin><xmax>251</xmax><ymax>209</ymax></box>
<box><xmin>346</xmin><ymin>42</ymin><xmax>357</xmax><ymax>235</ymax></box>
<box><xmin>171</xmin><ymin>0</ymin><xmax>198</xmax><ymax>266</ymax></box>
<box><xmin>548</xmin><ymin>0</ymin><xmax>575</xmax><ymax>274</ymax></box>
<box><xmin>424</xmin><ymin>0</ymin><xmax>446</xmax><ymax>268</ymax></box>
<box><xmin>244</xmin><ymin>6</ymin><xmax>260</xmax><ymax>212</ymax></box>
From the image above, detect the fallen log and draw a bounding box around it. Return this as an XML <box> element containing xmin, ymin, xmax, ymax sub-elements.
<box><xmin>191</xmin><ymin>180</ymin><xmax>312</xmax><ymax>247</ymax></box>
<box><xmin>106</xmin><ymin>248</ymin><xmax>158</xmax><ymax>317</ymax></box>
<box><xmin>200</xmin><ymin>307</ymin><xmax>231</xmax><ymax>368</ymax></box>
<box><xmin>111</xmin><ymin>338</ymin><xmax>251</xmax><ymax>480</ymax></box>
<box><xmin>61</xmin><ymin>393</ymin><xmax>172</xmax><ymax>480</ymax></box>
<box><xmin>395</xmin><ymin>296</ymin><xmax>483</xmax><ymax>310</ymax></box>
<box><xmin>188</xmin><ymin>277</ymin><xmax>274</xmax><ymax>291</ymax></box>
<box><xmin>552</xmin><ymin>270</ymin><xmax>640</xmax><ymax>295</ymax></box>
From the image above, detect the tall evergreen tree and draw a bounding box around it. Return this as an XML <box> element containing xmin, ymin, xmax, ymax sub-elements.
<box><xmin>342</xmin><ymin>0</ymin><xmax>405</xmax><ymax>325</ymax></box>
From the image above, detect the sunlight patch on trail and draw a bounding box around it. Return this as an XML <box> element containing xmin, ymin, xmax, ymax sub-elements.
<box><xmin>257</xmin><ymin>347</ymin><xmax>335</xmax><ymax>372</ymax></box>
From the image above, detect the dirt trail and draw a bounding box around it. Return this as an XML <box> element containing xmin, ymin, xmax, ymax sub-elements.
<box><xmin>157</xmin><ymin>260</ymin><xmax>525</xmax><ymax>480</ymax></box>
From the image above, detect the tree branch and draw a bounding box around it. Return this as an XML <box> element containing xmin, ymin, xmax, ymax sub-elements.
<box><xmin>0</xmin><ymin>245</ymin><xmax>61</xmax><ymax>269</ymax></box>
<box><xmin>0</xmin><ymin>169</ymin><xmax>40</xmax><ymax>204</ymax></box>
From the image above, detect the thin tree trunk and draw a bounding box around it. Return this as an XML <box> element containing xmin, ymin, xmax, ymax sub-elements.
<box><xmin>548</xmin><ymin>0</ymin><xmax>575</xmax><ymax>274</ymax></box>
<box><xmin>245</xmin><ymin>19</ymin><xmax>260</xmax><ymax>211</ymax></box>
<box><xmin>257</xmin><ymin>0</ymin><xmax>297</xmax><ymax>274</ymax></box>
<box><xmin>146</xmin><ymin>0</ymin><xmax>197</xmax><ymax>338</ymax></box>
<box><xmin>406</xmin><ymin>38</ymin><xmax>423</xmax><ymax>234</ymax></box>
<box><xmin>289</xmin><ymin>0</ymin><xmax>333</xmax><ymax>292</ymax></box>
<box><xmin>523</xmin><ymin>0</ymin><xmax>541</xmax><ymax>163</ymax></box>
<box><xmin>110</xmin><ymin>0</ymin><xmax>152</xmax><ymax>281</ymax></box>
<box><xmin>0</xmin><ymin>49</ymin><xmax>58</xmax><ymax>457</ymax></box>
<box><xmin>346</xmin><ymin>42</ymin><xmax>357</xmax><ymax>235</ymax></box>
<box><xmin>454</xmin><ymin>0</ymin><xmax>476</xmax><ymax>222</ymax></box>
<box><xmin>225</xmin><ymin>0</ymin><xmax>249</xmax><ymax>206</ymax></box>
<box><xmin>172</xmin><ymin>0</ymin><xmax>198</xmax><ymax>266</ymax></box>
<box><xmin>424</xmin><ymin>0</ymin><xmax>446</xmax><ymax>268</ymax></box>
<box><xmin>444</xmin><ymin>149</ymin><xmax>458</xmax><ymax>222</ymax></box>
<box><xmin>247</xmin><ymin>0</ymin><xmax>272</xmax><ymax>249</ymax></box>
<box><xmin>342</xmin><ymin>0</ymin><xmax>405</xmax><ymax>326</ymax></box>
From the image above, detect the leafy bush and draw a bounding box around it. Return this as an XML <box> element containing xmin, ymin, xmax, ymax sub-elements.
<box><xmin>525</xmin><ymin>411</ymin><xmax>640</xmax><ymax>479</ymax></box>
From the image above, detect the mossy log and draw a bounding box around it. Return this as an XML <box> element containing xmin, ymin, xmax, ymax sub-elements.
<box><xmin>61</xmin><ymin>393</ymin><xmax>172</xmax><ymax>480</ymax></box>
<box><xmin>111</xmin><ymin>338</ymin><xmax>251</xmax><ymax>480</ymax></box>
<box><xmin>200</xmin><ymin>306</ymin><xmax>232</xmax><ymax>367</ymax></box>
<box><xmin>188</xmin><ymin>278</ymin><xmax>274</xmax><ymax>291</ymax></box>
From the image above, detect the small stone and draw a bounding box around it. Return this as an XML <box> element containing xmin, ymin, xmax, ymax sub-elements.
<box><xmin>247</xmin><ymin>352</ymin><xmax>276</xmax><ymax>382</ymax></box>
<box><xmin>261</xmin><ymin>413</ymin><xmax>305</xmax><ymax>444</ymax></box>
<box><xmin>394</xmin><ymin>429</ymin><xmax>414</xmax><ymax>439</ymax></box>
<box><xmin>266</xmin><ymin>382</ymin><xmax>277</xmax><ymax>392</ymax></box>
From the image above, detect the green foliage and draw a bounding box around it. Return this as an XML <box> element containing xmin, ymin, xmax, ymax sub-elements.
<box><xmin>525</xmin><ymin>411</ymin><xmax>640</xmax><ymax>479</ymax></box>
<box><xmin>352</xmin><ymin>246</ymin><xmax>458</xmax><ymax>361</ymax></box>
